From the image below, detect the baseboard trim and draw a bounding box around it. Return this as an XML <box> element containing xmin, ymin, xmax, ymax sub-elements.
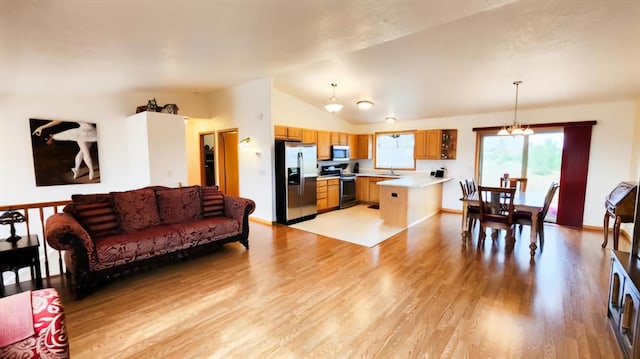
<box><xmin>250</xmin><ymin>216</ymin><xmax>274</xmax><ymax>226</ymax></box>
<box><xmin>440</xmin><ymin>208</ymin><xmax>461</xmax><ymax>214</ymax></box>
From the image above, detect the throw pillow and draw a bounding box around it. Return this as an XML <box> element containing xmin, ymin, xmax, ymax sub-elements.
<box><xmin>72</xmin><ymin>199</ymin><xmax>121</xmax><ymax>238</ymax></box>
<box><xmin>111</xmin><ymin>188</ymin><xmax>161</xmax><ymax>233</ymax></box>
<box><xmin>201</xmin><ymin>186</ymin><xmax>225</xmax><ymax>217</ymax></box>
<box><xmin>155</xmin><ymin>186</ymin><xmax>202</xmax><ymax>224</ymax></box>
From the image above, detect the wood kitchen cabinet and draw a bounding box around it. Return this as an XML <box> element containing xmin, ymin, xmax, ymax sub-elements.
<box><xmin>414</xmin><ymin>129</ymin><xmax>457</xmax><ymax>160</ymax></box>
<box><xmin>327</xmin><ymin>179</ymin><xmax>340</xmax><ymax>208</ymax></box>
<box><xmin>317</xmin><ymin>179</ymin><xmax>328</xmax><ymax>210</ymax></box>
<box><xmin>414</xmin><ymin>130</ymin><xmax>441</xmax><ymax>160</ymax></box>
<box><xmin>348</xmin><ymin>134</ymin><xmax>359</xmax><ymax>159</ymax></box>
<box><xmin>357</xmin><ymin>134</ymin><xmax>372</xmax><ymax>159</ymax></box>
<box><xmin>317</xmin><ymin>130</ymin><xmax>331</xmax><ymax>160</ymax></box>
<box><xmin>331</xmin><ymin>132</ymin><xmax>348</xmax><ymax>145</ymax></box>
<box><xmin>274</xmin><ymin>125</ymin><xmax>302</xmax><ymax>141</ymax></box>
<box><xmin>356</xmin><ymin>177</ymin><xmax>368</xmax><ymax>202</ymax></box>
<box><xmin>440</xmin><ymin>129</ymin><xmax>457</xmax><ymax>159</ymax></box>
<box><xmin>368</xmin><ymin>178</ymin><xmax>385</xmax><ymax>203</ymax></box>
<box><xmin>356</xmin><ymin>176</ymin><xmax>387</xmax><ymax>204</ymax></box>
<box><xmin>317</xmin><ymin>178</ymin><xmax>339</xmax><ymax>211</ymax></box>
<box><xmin>302</xmin><ymin>129</ymin><xmax>317</xmax><ymax>144</ymax></box>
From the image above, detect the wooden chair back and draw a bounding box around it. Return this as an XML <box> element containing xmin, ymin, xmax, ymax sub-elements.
<box><xmin>478</xmin><ymin>186</ymin><xmax>516</xmax><ymax>227</ymax></box>
<box><xmin>459</xmin><ymin>180</ymin><xmax>469</xmax><ymax>199</ymax></box>
<box><xmin>500</xmin><ymin>177</ymin><xmax>528</xmax><ymax>192</ymax></box>
<box><xmin>539</xmin><ymin>182</ymin><xmax>560</xmax><ymax>222</ymax></box>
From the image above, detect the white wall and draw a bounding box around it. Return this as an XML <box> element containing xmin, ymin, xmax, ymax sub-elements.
<box><xmin>126</xmin><ymin>112</ymin><xmax>188</xmax><ymax>188</ymax></box>
<box><xmin>272</xmin><ymin>89</ymin><xmax>356</xmax><ymax>132</ymax></box>
<box><xmin>0</xmin><ymin>91</ymin><xmax>210</xmax><ymax>205</ymax></box>
<box><xmin>206</xmin><ymin>79</ymin><xmax>273</xmax><ymax>222</ymax></box>
<box><xmin>353</xmin><ymin>100</ymin><xmax>638</xmax><ymax>227</ymax></box>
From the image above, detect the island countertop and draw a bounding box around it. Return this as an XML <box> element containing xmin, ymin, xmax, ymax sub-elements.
<box><xmin>376</xmin><ymin>176</ymin><xmax>451</xmax><ymax>188</ymax></box>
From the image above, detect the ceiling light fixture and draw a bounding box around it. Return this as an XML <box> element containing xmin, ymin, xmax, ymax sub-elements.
<box><xmin>356</xmin><ymin>100</ymin><xmax>374</xmax><ymax>110</ymax></box>
<box><xmin>498</xmin><ymin>81</ymin><xmax>533</xmax><ymax>136</ymax></box>
<box><xmin>384</xmin><ymin>117</ymin><xmax>396</xmax><ymax>124</ymax></box>
<box><xmin>324</xmin><ymin>83</ymin><xmax>344</xmax><ymax>113</ymax></box>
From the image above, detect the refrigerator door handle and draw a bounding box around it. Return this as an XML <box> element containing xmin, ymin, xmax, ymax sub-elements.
<box><xmin>299</xmin><ymin>151</ymin><xmax>304</xmax><ymax>195</ymax></box>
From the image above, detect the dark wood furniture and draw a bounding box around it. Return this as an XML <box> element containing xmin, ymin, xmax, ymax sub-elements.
<box><xmin>515</xmin><ymin>182</ymin><xmax>559</xmax><ymax>242</ymax></box>
<box><xmin>608</xmin><ymin>178</ymin><xmax>640</xmax><ymax>358</ymax></box>
<box><xmin>477</xmin><ymin>186</ymin><xmax>516</xmax><ymax>242</ymax></box>
<box><xmin>500</xmin><ymin>177</ymin><xmax>528</xmax><ymax>192</ymax></box>
<box><xmin>0</xmin><ymin>234</ymin><xmax>43</xmax><ymax>295</ymax></box>
<box><xmin>603</xmin><ymin>181</ymin><xmax>637</xmax><ymax>250</ymax></box>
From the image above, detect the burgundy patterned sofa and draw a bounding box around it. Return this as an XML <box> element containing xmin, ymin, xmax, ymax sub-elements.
<box><xmin>0</xmin><ymin>288</ymin><xmax>69</xmax><ymax>358</ymax></box>
<box><xmin>45</xmin><ymin>185</ymin><xmax>255</xmax><ymax>299</ymax></box>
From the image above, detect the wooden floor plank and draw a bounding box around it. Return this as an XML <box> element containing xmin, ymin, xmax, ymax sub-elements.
<box><xmin>35</xmin><ymin>213</ymin><xmax>623</xmax><ymax>358</ymax></box>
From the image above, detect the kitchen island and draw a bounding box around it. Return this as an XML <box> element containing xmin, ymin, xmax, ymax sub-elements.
<box><xmin>377</xmin><ymin>177</ymin><xmax>451</xmax><ymax>228</ymax></box>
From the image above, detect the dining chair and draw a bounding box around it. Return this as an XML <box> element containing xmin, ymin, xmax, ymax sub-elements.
<box><xmin>466</xmin><ymin>178</ymin><xmax>477</xmax><ymax>195</ymax></box>
<box><xmin>460</xmin><ymin>180</ymin><xmax>479</xmax><ymax>229</ymax></box>
<box><xmin>515</xmin><ymin>181</ymin><xmax>559</xmax><ymax>242</ymax></box>
<box><xmin>477</xmin><ymin>186</ymin><xmax>516</xmax><ymax>241</ymax></box>
<box><xmin>500</xmin><ymin>177</ymin><xmax>528</xmax><ymax>192</ymax></box>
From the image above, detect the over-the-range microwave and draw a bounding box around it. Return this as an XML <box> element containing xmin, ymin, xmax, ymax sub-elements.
<box><xmin>331</xmin><ymin>145</ymin><xmax>350</xmax><ymax>161</ymax></box>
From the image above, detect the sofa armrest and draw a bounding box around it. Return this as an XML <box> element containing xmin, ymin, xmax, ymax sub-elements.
<box><xmin>223</xmin><ymin>196</ymin><xmax>256</xmax><ymax>223</ymax></box>
<box><xmin>45</xmin><ymin>213</ymin><xmax>96</xmax><ymax>259</ymax></box>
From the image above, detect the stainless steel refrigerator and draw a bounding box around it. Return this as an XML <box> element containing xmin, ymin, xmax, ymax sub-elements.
<box><xmin>275</xmin><ymin>141</ymin><xmax>318</xmax><ymax>224</ymax></box>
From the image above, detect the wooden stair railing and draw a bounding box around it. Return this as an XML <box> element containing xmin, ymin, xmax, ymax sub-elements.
<box><xmin>0</xmin><ymin>200</ymin><xmax>71</xmax><ymax>283</ymax></box>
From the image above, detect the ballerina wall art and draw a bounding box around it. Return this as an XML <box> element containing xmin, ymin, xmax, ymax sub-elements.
<box><xmin>29</xmin><ymin>118</ymin><xmax>101</xmax><ymax>186</ymax></box>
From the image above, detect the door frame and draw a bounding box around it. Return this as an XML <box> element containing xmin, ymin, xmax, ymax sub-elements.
<box><xmin>217</xmin><ymin>128</ymin><xmax>239</xmax><ymax>196</ymax></box>
<box><xmin>199</xmin><ymin>131</ymin><xmax>216</xmax><ymax>186</ymax></box>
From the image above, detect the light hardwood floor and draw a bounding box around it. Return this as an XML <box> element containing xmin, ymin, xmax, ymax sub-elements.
<box><xmin>43</xmin><ymin>213</ymin><xmax>622</xmax><ymax>358</ymax></box>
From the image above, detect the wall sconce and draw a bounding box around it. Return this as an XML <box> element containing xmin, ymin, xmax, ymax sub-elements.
<box><xmin>239</xmin><ymin>137</ymin><xmax>251</xmax><ymax>144</ymax></box>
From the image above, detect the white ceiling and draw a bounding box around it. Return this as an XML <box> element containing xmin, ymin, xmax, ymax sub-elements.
<box><xmin>2</xmin><ymin>0</ymin><xmax>639</xmax><ymax>124</ymax></box>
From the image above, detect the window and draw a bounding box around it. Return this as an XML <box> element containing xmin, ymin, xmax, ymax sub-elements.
<box><xmin>478</xmin><ymin>129</ymin><xmax>563</xmax><ymax>222</ymax></box>
<box><xmin>375</xmin><ymin>131</ymin><xmax>415</xmax><ymax>170</ymax></box>
<box><xmin>478</xmin><ymin>130</ymin><xmax>563</xmax><ymax>192</ymax></box>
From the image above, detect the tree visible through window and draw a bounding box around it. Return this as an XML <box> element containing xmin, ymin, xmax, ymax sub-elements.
<box><xmin>375</xmin><ymin>132</ymin><xmax>415</xmax><ymax>170</ymax></box>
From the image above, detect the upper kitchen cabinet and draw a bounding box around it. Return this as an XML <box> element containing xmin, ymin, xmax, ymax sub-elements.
<box><xmin>331</xmin><ymin>132</ymin><xmax>348</xmax><ymax>146</ymax></box>
<box><xmin>415</xmin><ymin>130</ymin><xmax>441</xmax><ymax>160</ymax></box>
<box><xmin>274</xmin><ymin>125</ymin><xmax>302</xmax><ymax>141</ymax></box>
<box><xmin>348</xmin><ymin>134</ymin><xmax>359</xmax><ymax>159</ymax></box>
<box><xmin>302</xmin><ymin>129</ymin><xmax>317</xmax><ymax>144</ymax></box>
<box><xmin>357</xmin><ymin>134</ymin><xmax>372</xmax><ymax>160</ymax></box>
<box><xmin>414</xmin><ymin>129</ymin><xmax>456</xmax><ymax>160</ymax></box>
<box><xmin>440</xmin><ymin>129</ymin><xmax>457</xmax><ymax>159</ymax></box>
<box><xmin>317</xmin><ymin>130</ymin><xmax>331</xmax><ymax>160</ymax></box>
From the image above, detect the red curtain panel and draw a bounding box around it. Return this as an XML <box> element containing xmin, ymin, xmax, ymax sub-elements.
<box><xmin>556</xmin><ymin>125</ymin><xmax>593</xmax><ymax>227</ymax></box>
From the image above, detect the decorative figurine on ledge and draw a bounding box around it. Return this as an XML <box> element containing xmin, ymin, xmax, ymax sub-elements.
<box><xmin>0</xmin><ymin>210</ymin><xmax>26</xmax><ymax>243</ymax></box>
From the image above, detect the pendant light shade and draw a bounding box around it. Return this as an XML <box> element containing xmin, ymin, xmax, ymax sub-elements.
<box><xmin>498</xmin><ymin>81</ymin><xmax>534</xmax><ymax>136</ymax></box>
<box><xmin>324</xmin><ymin>83</ymin><xmax>344</xmax><ymax>113</ymax></box>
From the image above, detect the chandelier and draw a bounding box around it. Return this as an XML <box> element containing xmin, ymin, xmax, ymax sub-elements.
<box><xmin>498</xmin><ymin>81</ymin><xmax>533</xmax><ymax>136</ymax></box>
<box><xmin>324</xmin><ymin>83</ymin><xmax>344</xmax><ymax>113</ymax></box>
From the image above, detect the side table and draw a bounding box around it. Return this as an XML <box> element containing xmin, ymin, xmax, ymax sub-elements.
<box><xmin>0</xmin><ymin>234</ymin><xmax>43</xmax><ymax>295</ymax></box>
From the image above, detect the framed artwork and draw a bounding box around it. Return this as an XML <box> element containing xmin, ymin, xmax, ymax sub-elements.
<box><xmin>29</xmin><ymin>119</ymin><xmax>100</xmax><ymax>186</ymax></box>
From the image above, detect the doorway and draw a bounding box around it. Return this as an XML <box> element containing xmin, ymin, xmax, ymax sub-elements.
<box><xmin>199</xmin><ymin>132</ymin><xmax>215</xmax><ymax>186</ymax></box>
<box><xmin>217</xmin><ymin>129</ymin><xmax>240</xmax><ymax>196</ymax></box>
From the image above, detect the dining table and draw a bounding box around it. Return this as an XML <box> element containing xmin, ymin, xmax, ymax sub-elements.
<box><xmin>460</xmin><ymin>189</ymin><xmax>546</xmax><ymax>258</ymax></box>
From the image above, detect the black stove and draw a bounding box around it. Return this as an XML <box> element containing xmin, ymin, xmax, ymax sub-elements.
<box><xmin>320</xmin><ymin>164</ymin><xmax>350</xmax><ymax>177</ymax></box>
<box><xmin>319</xmin><ymin>165</ymin><xmax>356</xmax><ymax>208</ymax></box>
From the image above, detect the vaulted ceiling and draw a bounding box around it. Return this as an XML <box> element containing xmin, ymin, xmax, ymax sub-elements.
<box><xmin>2</xmin><ymin>0</ymin><xmax>639</xmax><ymax>123</ymax></box>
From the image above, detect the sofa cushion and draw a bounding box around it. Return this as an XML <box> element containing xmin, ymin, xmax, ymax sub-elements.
<box><xmin>94</xmin><ymin>225</ymin><xmax>184</xmax><ymax>266</ymax></box>
<box><xmin>201</xmin><ymin>186</ymin><xmax>225</xmax><ymax>217</ymax></box>
<box><xmin>111</xmin><ymin>188</ymin><xmax>160</xmax><ymax>233</ymax></box>
<box><xmin>155</xmin><ymin>186</ymin><xmax>202</xmax><ymax>224</ymax></box>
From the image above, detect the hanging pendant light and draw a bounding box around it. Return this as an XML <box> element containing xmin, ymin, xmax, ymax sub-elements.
<box><xmin>498</xmin><ymin>81</ymin><xmax>533</xmax><ymax>136</ymax></box>
<box><xmin>324</xmin><ymin>83</ymin><xmax>344</xmax><ymax>113</ymax></box>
